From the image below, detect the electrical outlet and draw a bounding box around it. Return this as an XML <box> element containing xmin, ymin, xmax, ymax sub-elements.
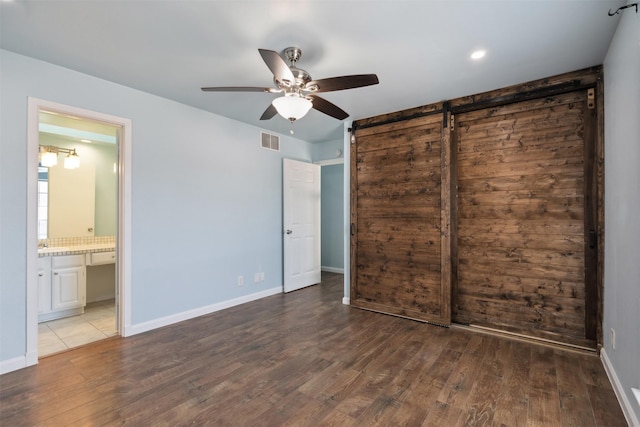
<box><xmin>610</xmin><ymin>328</ymin><xmax>616</xmax><ymax>350</ymax></box>
<box><xmin>260</xmin><ymin>272</ymin><xmax>265</xmax><ymax>281</ymax></box>
<box><xmin>237</xmin><ymin>275</ymin><xmax>243</xmax><ymax>286</ymax></box>
<box><xmin>254</xmin><ymin>273</ymin><xmax>260</xmax><ymax>283</ymax></box>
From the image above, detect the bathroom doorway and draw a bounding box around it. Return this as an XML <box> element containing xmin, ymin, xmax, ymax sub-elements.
<box><xmin>26</xmin><ymin>98</ymin><xmax>132</xmax><ymax>364</ymax></box>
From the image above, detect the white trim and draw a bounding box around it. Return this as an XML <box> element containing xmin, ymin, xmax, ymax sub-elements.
<box><xmin>0</xmin><ymin>356</ymin><xmax>29</xmax><ymax>375</ymax></box>
<box><xmin>342</xmin><ymin>297</ymin><xmax>350</xmax><ymax>305</ymax></box>
<box><xmin>127</xmin><ymin>286</ymin><xmax>282</xmax><ymax>336</ymax></box>
<box><xmin>119</xmin><ymin>119</ymin><xmax>133</xmax><ymax>337</ymax></box>
<box><xmin>321</xmin><ymin>266</ymin><xmax>344</xmax><ymax>274</ymax></box>
<box><xmin>601</xmin><ymin>348</ymin><xmax>640</xmax><ymax>427</ymax></box>
<box><xmin>343</xmin><ymin>122</ymin><xmax>352</xmax><ymax>306</ymax></box>
<box><xmin>26</xmin><ymin>98</ymin><xmax>132</xmax><ymax>360</ymax></box>
<box><xmin>314</xmin><ymin>158</ymin><xmax>344</xmax><ymax>166</ymax></box>
<box><xmin>26</xmin><ymin>98</ymin><xmax>39</xmax><ymax>368</ymax></box>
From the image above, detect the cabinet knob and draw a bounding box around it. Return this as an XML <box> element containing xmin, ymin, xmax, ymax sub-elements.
<box><xmin>54</xmin><ymin>272</ymin><xmax>58</xmax><ymax>275</ymax></box>
<box><xmin>38</xmin><ymin>273</ymin><xmax>44</xmax><ymax>277</ymax></box>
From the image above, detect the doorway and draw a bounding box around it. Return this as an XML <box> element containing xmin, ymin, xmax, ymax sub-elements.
<box><xmin>26</xmin><ymin>98</ymin><xmax>132</xmax><ymax>365</ymax></box>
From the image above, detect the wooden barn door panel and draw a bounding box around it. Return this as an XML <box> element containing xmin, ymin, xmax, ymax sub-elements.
<box><xmin>351</xmin><ymin>114</ymin><xmax>451</xmax><ymax>325</ymax></box>
<box><xmin>453</xmin><ymin>90</ymin><xmax>597</xmax><ymax>347</ymax></box>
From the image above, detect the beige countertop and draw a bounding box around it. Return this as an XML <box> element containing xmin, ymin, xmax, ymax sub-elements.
<box><xmin>38</xmin><ymin>243</ymin><xmax>116</xmax><ymax>257</ymax></box>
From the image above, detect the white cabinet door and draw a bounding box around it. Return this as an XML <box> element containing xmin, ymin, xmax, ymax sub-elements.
<box><xmin>37</xmin><ymin>257</ymin><xmax>52</xmax><ymax>315</ymax></box>
<box><xmin>52</xmin><ymin>266</ymin><xmax>86</xmax><ymax>311</ymax></box>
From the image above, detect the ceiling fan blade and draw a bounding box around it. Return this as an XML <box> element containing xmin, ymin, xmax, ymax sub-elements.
<box><xmin>309</xmin><ymin>95</ymin><xmax>349</xmax><ymax>120</ymax></box>
<box><xmin>258</xmin><ymin>49</ymin><xmax>296</xmax><ymax>86</ymax></box>
<box><xmin>201</xmin><ymin>86</ymin><xmax>279</xmax><ymax>93</ymax></box>
<box><xmin>306</xmin><ymin>74</ymin><xmax>379</xmax><ymax>93</ymax></box>
<box><xmin>260</xmin><ymin>104</ymin><xmax>278</xmax><ymax>120</ymax></box>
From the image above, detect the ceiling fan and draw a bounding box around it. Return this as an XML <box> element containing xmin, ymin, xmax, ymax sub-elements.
<box><xmin>201</xmin><ymin>47</ymin><xmax>379</xmax><ymax>123</ymax></box>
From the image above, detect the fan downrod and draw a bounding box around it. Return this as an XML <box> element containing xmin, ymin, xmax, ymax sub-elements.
<box><xmin>284</xmin><ymin>47</ymin><xmax>302</xmax><ymax>66</ymax></box>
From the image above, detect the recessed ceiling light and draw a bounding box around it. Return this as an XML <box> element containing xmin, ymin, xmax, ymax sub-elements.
<box><xmin>80</xmin><ymin>139</ymin><xmax>92</xmax><ymax>143</ymax></box>
<box><xmin>470</xmin><ymin>50</ymin><xmax>486</xmax><ymax>60</ymax></box>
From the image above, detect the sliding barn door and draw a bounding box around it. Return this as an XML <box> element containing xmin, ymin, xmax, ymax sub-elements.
<box><xmin>351</xmin><ymin>114</ymin><xmax>451</xmax><ymax>325</ymax></box>
<box><xmin>452</xmin><ymin>90</ymin><xmax>597</xmax><ymax>347</ymax></box>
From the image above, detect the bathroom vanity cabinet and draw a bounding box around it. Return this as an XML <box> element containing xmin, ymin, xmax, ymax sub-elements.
<box><xmin>38</xmin><ymin>254</ymin><xmax>86</xmax><ymax>322</ymax></box>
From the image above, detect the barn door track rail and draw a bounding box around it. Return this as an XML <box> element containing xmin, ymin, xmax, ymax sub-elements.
<box><xmin>608</xmin><ymin>3</ymin><xmax>637</xmax><ymax>16</ymax></box>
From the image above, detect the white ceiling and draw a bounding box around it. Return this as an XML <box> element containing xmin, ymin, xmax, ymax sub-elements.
<box><xmin>0</xmin><ymin>0</ymin><xmax>625</xmax><ymax>143</ymax></box>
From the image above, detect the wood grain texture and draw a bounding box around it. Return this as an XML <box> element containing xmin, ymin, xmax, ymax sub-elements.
<box><xmin>351</xmin><ymin>66</ymin><xmax>603</xmax><ymax>348</ymax></box>
<box><xmin>351</xmin><ymin>114</ymin><xmax>450</xmax><ymax>325</ymax></box>
<box><xmin>453</xmin><ymin>90</ymin><xmax>596</xmax><ymax>347</ymax></box>
<box><xmin>0</xmin><ymin>273</ymin><xmax>625</xmax><ymax>426</ymax></box>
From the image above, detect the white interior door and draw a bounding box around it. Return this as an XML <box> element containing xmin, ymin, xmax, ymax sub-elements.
<box><xmin>283</xmin><ymin>158</ymin><xmax>321</xmax><ymax>292</ymax></box>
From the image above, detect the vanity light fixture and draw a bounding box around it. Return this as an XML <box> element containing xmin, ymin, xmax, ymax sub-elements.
<box><xmin>40</xmin><ymin>147</ymin><xmax>58</xmax><ymax>167</ymax></box>
<box><xmin>39</xmin><ymin>145</ymin><xmax>80</xmax><ymax>169</ymax></box>
<box><xmin>272</xmin><ymin>93</ymin><xmax>313</xmax><ymax>122</ymax></box>
<box><xmin>64</xmin><ymin>149</ymin><xmax>80</xmax><ymax>169</ymax></box>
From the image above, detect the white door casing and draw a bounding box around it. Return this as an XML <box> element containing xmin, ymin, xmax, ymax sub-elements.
<box><xmin>283</xmin><ymin>159</ymin><xmax>321</xmax><ymax>293</ymax></box>
<box><xmin>23</xmin><ymin>97</ymin><xmax>132</xmax><ymax>370</ymax></box>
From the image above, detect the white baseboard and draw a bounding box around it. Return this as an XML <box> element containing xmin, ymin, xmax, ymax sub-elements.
<box><xmin>601</xmin><ymin>348</ymin><xmax>640</xmax><ymax>427</ymax></box>
<box><xmin>342</xmin><ymin>297</ymin><xmax>350</xmax><ymax>305</ymax></box>
<box><xmin>124</xmin><ymin>286</ymin><xmax>282</xmax><ymax>337</ymax></box>
<box><xmin>322</xmin><ymin>266</ymin><xmax>344</xmax><ymax>274</ymax></box>
<box><xmin>0</xmin><ymin>356</ymin><xmax>29</xmax><ymax>375</ymax></box>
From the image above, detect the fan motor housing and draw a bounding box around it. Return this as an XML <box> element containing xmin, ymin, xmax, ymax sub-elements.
<box><xmin>274</xmin><ymin>66</ymin><xmax>311</xmax><ymax>91</ymax></box>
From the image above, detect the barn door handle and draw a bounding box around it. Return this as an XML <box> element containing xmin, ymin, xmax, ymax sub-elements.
<box><xmin>589</xmin><ymin>230</ymin><xmax>596</xmax><ymax>249</ymax></box>
<box><xmin>351</xmin><ymin>223</ymin><xmax>356</xmax><ymax>236</ymax></box>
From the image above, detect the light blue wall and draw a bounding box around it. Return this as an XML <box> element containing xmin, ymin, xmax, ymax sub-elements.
<box><xmin>311</xmin><ymin>138</ymin><xmax>343</xmax><ymax>162</ymax></box>
<box><xmin>0</xmin><ymin>49</ymin><xmax>312</xmax><ymax>362</ymax></box>
<box><xmin>603</xmin><ymin>10</ymin><xmax>640</xmax><ymax>424</ymax></box>
<box><xmin>321</xmin><ymin>164</ymin><xmax>344</xmax><ymax>270</ymax></box>
<box><xmin>311</xmin><ymin>138</ymin><xmax>346</xmax><ymax>272</ymax></box>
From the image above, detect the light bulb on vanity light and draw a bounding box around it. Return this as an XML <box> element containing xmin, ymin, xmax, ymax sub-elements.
<box><xmin>40</xmin><ymin>148</ymin><xmax>58</xmax><ymax>167</ymax></box>
<box><xmin>63</xmin><ymin>149</ymin><xmax>80</xmax><ymax>169</ymax></box>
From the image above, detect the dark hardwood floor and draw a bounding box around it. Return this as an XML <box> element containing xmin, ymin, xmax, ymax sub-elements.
<box><xmin>0</xmin><ymin>272</ymin><xmax>626</xmax><ymax>426</ymax></box>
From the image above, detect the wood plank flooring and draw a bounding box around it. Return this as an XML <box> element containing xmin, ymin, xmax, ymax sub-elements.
<box><xmin>0</xmin><ymin>273</ymin><xmax>626</xmax><ymax>426</ymax></box>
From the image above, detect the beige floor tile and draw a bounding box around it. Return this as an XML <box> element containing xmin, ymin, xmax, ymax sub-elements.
<box><xmin>57</xmin><ymin>324</ymin><xmax>108</xmax><ymax>348</ymax></box>
<box><xmin>88</xmin><ymin>317</ymin><xmax>117</xmax><ymax>336</ymax></box>
<box><xmin>39</xmin><ymin>300</ymin><xmax>117</xmax><ymax>357</ymax></box>
<box><xmin>81</xmin><ymin>308</ymin><xmax>112</xmax><ymax>322</ymax></box>
<box><xmin>39</xmin><ymin>326</ymin><xmax>68</xmax><ymax>356</ymax></box>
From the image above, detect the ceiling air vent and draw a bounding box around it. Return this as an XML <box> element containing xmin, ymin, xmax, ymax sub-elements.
<box><xmin>261</xmin><ymin>131</ymin><xmax>280</xmax><ymax>152</ymax></box>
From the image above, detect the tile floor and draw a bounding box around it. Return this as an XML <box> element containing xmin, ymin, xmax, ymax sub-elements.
<box><xmin>38</xmin><ymin>299</ymin><xmax>117</xmax><ymax>357</ymax></box>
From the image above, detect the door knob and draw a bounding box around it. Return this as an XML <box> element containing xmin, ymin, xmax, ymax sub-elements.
<box><xmin>286</xmin><ymin>229</ymin><xmax>293</xmax><ymax>235</ymax></box>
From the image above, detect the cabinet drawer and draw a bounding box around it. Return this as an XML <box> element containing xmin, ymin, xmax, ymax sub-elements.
<box><xmin>52</xmin><ymin>254</ymin><xmax>84</xmax><ymax>269</ymax></box>
<box><xmin>87</xmin><ymin>251</ymin><xmax>116</xmax><ymax>266</ymax></box>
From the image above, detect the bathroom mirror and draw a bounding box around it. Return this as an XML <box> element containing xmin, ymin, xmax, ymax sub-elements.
<box><xmin>38</xmin><ymin>112</ymin><xmax>118</xmax><ymax>239</ymax></box>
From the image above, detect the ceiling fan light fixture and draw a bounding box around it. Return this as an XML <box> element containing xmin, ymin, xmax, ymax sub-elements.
<box><xmin>272</xmin><ymin>94</ymin><xmax>313</xmax><ymax>122</ymax></box>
